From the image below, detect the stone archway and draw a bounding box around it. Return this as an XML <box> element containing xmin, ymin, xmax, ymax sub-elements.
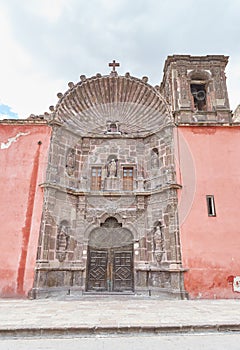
<box><xmin>86</xmin><ymin>218</ymin><xmax>134</xmax><ymax>292</ymax></box>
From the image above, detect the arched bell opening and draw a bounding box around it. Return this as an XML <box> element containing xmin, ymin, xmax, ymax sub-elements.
<box><xmin>188</xmin><ymin>70</ymin><xmax>212</xmax><ymax>112</ymax></box>
<box><xmin>86</xmin><ymin>217</ymin><xmax>134</xmax><ymax>292</ymax></box>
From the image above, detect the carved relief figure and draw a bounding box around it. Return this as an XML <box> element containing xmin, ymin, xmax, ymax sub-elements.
<box><xmin>66</xmin><ymin>148</ymin><xmax>76</xmax><ymax>176</ymax></box>
<box><xmin>56</xmin><ymin>224</ymin><xmax>69</xmax><ymax>262</ymax></box>
<box><xmin>107</xmin><ymin>159</ymin><xmax>117</xmax><ymax>177</ymax></box>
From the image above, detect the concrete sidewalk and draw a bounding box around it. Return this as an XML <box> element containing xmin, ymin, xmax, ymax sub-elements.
<box><xmin>0</xmin><ymin>297</ymin><xmax>240</xmax><ymax>337</ymax></box>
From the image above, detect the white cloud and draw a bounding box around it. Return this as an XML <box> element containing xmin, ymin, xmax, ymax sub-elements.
<box><xmin>0</xmin><ymin>0</ymin><xmax>239</xmax><ymax>117</ymax></box>
<box><xmin>0</xmin><ymin>3</ymin><xmax>65</xmax><ymax>118</ymax></box>
<box><xmin>226</xmin><ymin>55</ymin><xmax>240</xmax><ymax>111</ymax></box>
<box><xmin>23</xmin><ymin>0</ymin><xmax>69</xmax><ymax>23</ymax></box>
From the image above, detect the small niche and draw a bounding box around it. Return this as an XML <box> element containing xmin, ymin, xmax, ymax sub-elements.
<box><xmin>105</xmin><ymin>121</ymin><xmax>121</xmax><ymax>134</ymax></box>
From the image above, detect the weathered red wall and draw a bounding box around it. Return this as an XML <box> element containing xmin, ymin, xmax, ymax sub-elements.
<box><xmin>0</xmin><ymin>122</ymin><xmax>51</xmax><ymax>297</ymax></box>
<box><xmin>176</xmin><ymin>126</ymin><xmax>240</xmax><ymax>299</ymax></box>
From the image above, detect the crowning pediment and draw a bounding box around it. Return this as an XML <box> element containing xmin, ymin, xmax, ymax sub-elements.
<box><xmin>52</xmin><ymin>74</ymin><xmax>172</xmax><ymax>137</ymax></box>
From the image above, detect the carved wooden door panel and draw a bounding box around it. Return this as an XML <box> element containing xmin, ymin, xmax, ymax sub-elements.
<box><xmin>112</xmin><ymin>248</ymin><xmax>134</xmax><ymax>292</ymax></box>
<box><xmin>87</xmin><ymin>245</ymin><xmax>134</xmax><ymax>292</ymax></box>
<box><xmin>87</xmin><ymin>249</ymin><xmax>108</xmax><ymax>291</ymax></box>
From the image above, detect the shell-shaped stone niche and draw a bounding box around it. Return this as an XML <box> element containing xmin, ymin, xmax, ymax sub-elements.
<box><xmin>54</xmin><ymin>75</ymin><xmax>172</xmax><ymax>136</ymax></box>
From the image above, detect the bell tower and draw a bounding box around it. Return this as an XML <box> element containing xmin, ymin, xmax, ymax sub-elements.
<box><xmin>160</xmin><ymin>55</ymin><xmax>232</xmax><ymax>124</ymax></box>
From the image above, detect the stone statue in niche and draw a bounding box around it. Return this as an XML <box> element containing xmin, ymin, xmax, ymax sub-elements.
<box><xmin>151</xmin><ymin>148</ymin><xmax>159</xmax><ymax>169</ymax></box>
<box><xmin>107</xmin><ymin>159</ymin><xmax>117</xmax><ymax>177</ymax></box>
<box><xmin>56</xmin><ymin>224</ymin><xmax>69</xmax><ymax>262</ymax></box>
<box><xmin>66</xmin><ymin>148</ymin><xmax>76</xmax><ymax>176</ymax></box>
<box><xmin>153</xmin><ymin>224</ymin><xmax>166</xmax><ymax>264</ymax></box>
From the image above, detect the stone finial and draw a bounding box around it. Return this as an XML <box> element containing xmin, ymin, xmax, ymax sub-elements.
<box><xmin>155</xmin><ymin>85</ymin><xmax>160</xmax><ymax>91</ymax></box>
<box><xmin>28</xmin><ymin>114</ymin><xmax>35</xmax><ymax>119</ymax></box>
<box><xmin>57</xmin><ymin>92</ymin><xmax>63</xmax><ymax>99</ymax></box>
<box><xmin>49</xmin><ymin>106</ymin><xmax>55</xmax><ymax>111</ymax></box>
<box><xmin>142</xmin><ymin>76</ymin><xmax>148</xmax><ymax>83</ymax></box>
<box><xmin>80</xmin><ymin>75</ymin><xmax>86</xmax><ymax>82</ymax></box>
<box><xmin>68</xmin><ymin>82</ymin><xmax>74</xmax><ymax>88</ymax></box>
<box><xmin>96</xmin><ymin>73</ymin><xmax>102</xmax><ymax>78</ymax></box>
<box><xmin>125</xmin><ymin>72</ymin><xmax>130</xmax><ymax>78</ymax></box>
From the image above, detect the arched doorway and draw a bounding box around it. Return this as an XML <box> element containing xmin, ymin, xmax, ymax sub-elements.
<box><xmin>86</xmin><ymin>218</ymin><xmax>134</xmax><ymax>292</ymax></box>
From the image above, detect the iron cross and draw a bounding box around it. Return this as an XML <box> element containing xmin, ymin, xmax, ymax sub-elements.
<box><xmin>109</xmin><ymin>60</ymin><xmax>120</xmax><ymax>72</ymax></box>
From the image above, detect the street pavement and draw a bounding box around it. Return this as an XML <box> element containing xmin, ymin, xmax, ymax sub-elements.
<box><xmin>0</xmin><ymin>296</ymin><xmax>240</xmax><ymax>338</ymax></box>
<box><xmin>1</xmin><ymin>333</ymin><xmax>240</xmax><ymax>350</ymax></box>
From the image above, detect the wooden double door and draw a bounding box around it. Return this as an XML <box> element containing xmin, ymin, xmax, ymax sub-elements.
<box><xmin>87</xmin><ymin>244</ymin><xmax>134</xmax><ymax>292</ymax></box>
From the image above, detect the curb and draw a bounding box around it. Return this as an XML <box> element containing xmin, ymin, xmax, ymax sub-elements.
<box><xmin>0</xmin><ymin>324</ymin><xmax>240</xmax><ymax>338</ymax></box>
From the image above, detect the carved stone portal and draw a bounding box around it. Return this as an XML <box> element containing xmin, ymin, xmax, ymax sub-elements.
<box><xmin>87</xmin><ymin>217</ymin><xmax>134</xmax><ymax>292</ymax></box>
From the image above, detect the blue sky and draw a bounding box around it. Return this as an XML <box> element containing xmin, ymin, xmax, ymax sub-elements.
<box><xmin>0</xmin><ymin>0</ymin><xmax>239</xmax><ymax>119</ymax></box>
<box><xmin>0</xmin><ymin>103</ymin><xmax>19</xmax><ymax>120</ymax></box>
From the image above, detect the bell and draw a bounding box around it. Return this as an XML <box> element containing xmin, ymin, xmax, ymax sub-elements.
<box><xmin>196</xmin><ymin>90</ymin><xmax>206</xmax><ymax>101</ymax></box>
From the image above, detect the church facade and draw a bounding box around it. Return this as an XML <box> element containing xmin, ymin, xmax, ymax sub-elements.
<box><xmin>1</xmin><ymin>55</ymin><xmax>240</xmax><ymax>299</ymax></box>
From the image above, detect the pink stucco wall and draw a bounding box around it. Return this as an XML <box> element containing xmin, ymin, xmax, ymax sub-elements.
<box><xmin>176</xmin><ymin>126</ymin><xmax>240</xmax><ymax>299</ymax></box>
<box><xmin>0</xmin><ymin>122</ymin><xmax>51</xmax><ymax>297</ymax></box>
